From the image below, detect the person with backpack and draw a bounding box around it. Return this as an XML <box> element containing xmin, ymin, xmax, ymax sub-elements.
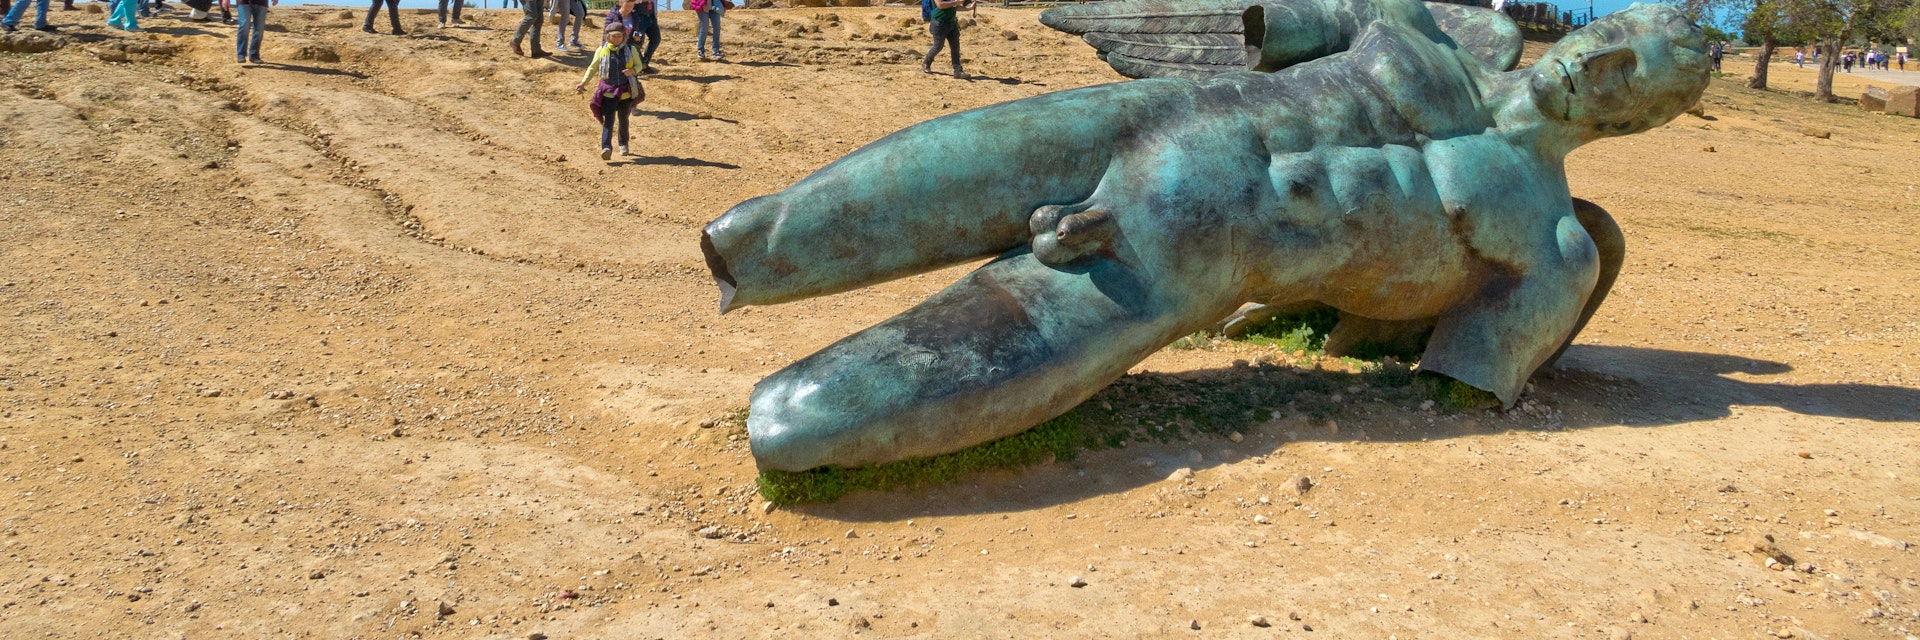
<box><xmin>923</xmin><ymin>0</ymin><xmax>974</xmax><ymax>78</ymax></box>
<box><xmin>692</xmin><ymin>0</ymin><xmax>724</xmax><ymax>61</ymax></box>
<box><xmin>577</xmin><ymin>22</ymin><xmax>643</xmax><ymax>160</ymax></box>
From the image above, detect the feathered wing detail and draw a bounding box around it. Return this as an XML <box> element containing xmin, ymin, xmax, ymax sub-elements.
<box><xmin>1039</xmin><ymin>0</ymin><xmax>1257</xmax><ymax>79</ymax></box>
<box><xmin>1039</xmin><ymin>0</ymin><xmax>1525</xmax><ymax>80</ymax></box>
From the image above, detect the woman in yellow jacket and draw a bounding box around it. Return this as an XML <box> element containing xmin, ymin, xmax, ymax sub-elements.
<box><xmin>576</xmin><ymin>22</ymin><xmax>643</xmax><ymax>160</ymax></box>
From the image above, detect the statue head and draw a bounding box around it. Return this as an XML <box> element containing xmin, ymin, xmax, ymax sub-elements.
<box><xmin>1528</xmin><ymin>3</ymin><xmax>1710</xmax><ymax>139</ymax></box>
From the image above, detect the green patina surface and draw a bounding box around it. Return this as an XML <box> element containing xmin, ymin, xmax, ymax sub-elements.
<box><xmin>703</xmin><ymin>0</ymin><xmax>1710</xmax><ymax>474</ymax></box>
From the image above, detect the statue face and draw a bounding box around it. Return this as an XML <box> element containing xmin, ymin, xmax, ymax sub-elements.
<box><xmin>1528</xmin><ymin>3</ymin><xmax>1710</xmax><ymax>137</ymax></box>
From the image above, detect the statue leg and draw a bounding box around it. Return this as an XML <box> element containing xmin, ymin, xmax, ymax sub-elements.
<box><xmin>746</xmin><ymin>249</ymin><xmax>1241</xmax><ymax>472</ymax></box>
<box><xmin>1545</xmin><ymin>197</ymin><xmax>1624</xmax><ymax>366</ymax></box>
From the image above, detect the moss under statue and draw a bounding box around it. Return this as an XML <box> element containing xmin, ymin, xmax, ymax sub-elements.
<box><xmin>700</xmin><ymin>0</ymin><xmax>1711</xmax><ymax>472</ymax></box>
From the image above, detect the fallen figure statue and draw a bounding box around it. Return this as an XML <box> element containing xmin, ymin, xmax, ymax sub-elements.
<box><xmin>700</xmin><ymin>0</ymin><xmax>1710</xmax><ymax>472</ymax></box>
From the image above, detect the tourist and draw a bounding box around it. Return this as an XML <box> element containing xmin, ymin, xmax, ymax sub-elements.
<box><xmin>923</xmin><ymin>0</ymin><xmax>973</xmax><ymax>78</ymax></box>
<box><xmin>106</xmin><ymin>0</ymin><xmax>138</xmax><ymax>31</ymax></box>
<box><xmin>436</xmin><ymin>0</ymin><xmax>462</xmax><ymax>28</ymax></box>
<box><xmin>1900</xmin><ymin>52</ymin><xmax>1907</xmax><ymax>71</ymax></box>
<box><xmin>551</xmin><ymin>0</ymin><xmax>581</xmax><ymax>53</ymax></box>
<box><xmin>569</xmin><ymin>0</ymin><xmax>586</xmax><ymax>48</ymax></box>
<box><xmin>608</xmin><ymin>0</ymin><xmax>659</xmax><ymax>72</ymax></box>
<box><xmin>511</xmin><ymin>0</ymin><xmax>546</xmax><ymax>57</ymax></box>
<box><xmin>1</xmin><ymin>0</ymin><xmax>55</xmax><ymax>32</ymax></box>
<box><xmin>362</xmin><ymin>0</ymin><xmax>402</xmax><ymax>35</ymax></box>
<box><xmin>634</xmin><ymin>0</ymin><xmax>659</xmax><ymax>71</ymax></box>
<box><xmin>692</xmin><ymin>0</ymin><xmax>724</xmax><ymax>61</ymax></box>
<box><xmin>1708</xmin><ymin>40</ymin><xmax>1722</xmax><ymax>73</ymax></box>
<box><xmin>235</xmin><ymin>0</ymin><xmax>273</xmax><ymax>63</ymax></box>
<box><xmin>577</xmin><ymin>22</ymin><xmax>642</xmax><ymax>160</ymax></box>
<box><xmin>1843</xmin><ymin>52</ymin><xmax>1853</xmax><ymax>73</ymax></box>
<box><xmin>1795</xmin><ymin>50</ymin><xmax>1804</xmax><ymax>67</ymax></box>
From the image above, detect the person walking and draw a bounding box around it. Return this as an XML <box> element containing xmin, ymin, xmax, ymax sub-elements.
<box><xmin>692</xmin><ymin>0</ymin><xmax>724</xmax><ymax>61</ymax></box>
<box><xmin>577</xmin><ymin>22</ymin><xmax>642</xmax><ymax>160</ymax></box>
<box><xmin>362</xmin><ymin>0</ymin><xmax>402</xmax><ymax>34</ymax></box>
<box><xmin>234</xmin><ymin>0</ymin><xmax>273</xmax><ymax>62</ymax></box>
<box><xmin>2</xmin><ymin>0</ymin><xmax>57</xmax><ymax>32</ymax></box>
<box><xmin>1795</xmin><ymin>50</ymin><xmax>1804</xmax><ymax>67</ymax></box>
<box><xmin>1900</xmin><ymin>52</ymin><xmax>1907</xmax><ymax>71</ymax></box>
<box><xmin>436</xmin><ymin>0</ymin><xmax>462</xmax><ymax>28</ymax></box>
<box><xmin>550</xmin><ymin>0</ymin><xmax>580</xmax><ymax>53</ymax></box>
<box><xmin>608</xmin><ymin>0</ymin><xmax>659</xmax><ymax>72</ymax></box>
<box><xmin>1843</xmin><ymin>52</ymin><xmax>1853</xmax><ymax>73</ymax></box>
<box><xmin>106</xmin><ymin>0</ymin><xmax>138</xmax><ymax>31</ymax></box>
<box><xmin>511</xmin><ymin>0</ymin><xmax>546</xmax><ymax>57</ymax></box>
<box><xmin>922</xmin><ymin>0</ymin><xmax>972</xmax><ymax>78</ymax></box>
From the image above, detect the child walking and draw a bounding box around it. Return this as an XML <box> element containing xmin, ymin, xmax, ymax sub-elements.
<box><xmin>577</xmin><ymin>22</ymin><xmax>642</xmax><ymax>161</ymax></box>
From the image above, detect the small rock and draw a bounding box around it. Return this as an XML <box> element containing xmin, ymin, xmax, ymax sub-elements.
<box><xmin>1068</xmin><ymin>576</ymin><xmax>1087</xmax><ymax>588</ymax></box>
<box><xmin>1167</xmin><ymin>467</ymin><xmax>1194</xmax><ymax>483</ymax></box>
<box><xmin>1248</xmin><ymin>615</ymin><xmax>1270</xmax><ymax>627</ymax></box>
<box><xmin>697</xmin><ymin>526</ymin><xmax>723</xmax><ymax>539</ymax></box>
<box><xmin>436</xmin><ymin>602</ymin><xmax>455</xmax><ymax>617</ymax></box>
<box><xmin>1685</xmin><ymin>102</ymin><xmax>1706</xmax><ymax>118</ymax></box>
<box><xmin>1288</xmin><ymin>612</ymin><xmax>1301</xmax><ymax>620</ymax></box>
<box><xmin>1796</xmin><ymin>450</ymin><xmax>1811</xmax><ymax>459</ymax></box>
<box><xmin>1001</xmin><ymin>29</ymin><xmax>1017</xmax><ymax>40</ymax></box>
<box><xmin>527</xmin><ymin>634</ymin><xmax>548</xmax><ymax>640</ymax></box>
<box><xmin>1293</xmin><ymin>475</ymin><xmax>1314</xmax><ymax>494</ymax></box>
<box><xmin>337</xmin><ymin>9</ymin><xmax>353</xmax><ymax>18</ymax></box>
<box><xmin>827</xmin><ymin>597</ymin><xmax>840</xmax><ymax>606</ymax></box>
<box><xmin>1253</xmin><ymin>515</ymin><xmax>1270</xmax><ymax>524</ymax></box>
<box><xmin>1228</xmin><ymin>432</ymin><xmax>1244</xmax><ymax>443</ymax></box>
<box><xmin>762</xmin><ymin>501</ymin><xmax>776</xmax><ymax>514</ymax></box>
<box><xmin>199</xmin><ymin>388</ymin><xmax>222</xmax><ymax>398</ymax></box>
<box><xmin>1799</xmin><ymin>126</ymin><xmax>1831</xmax><ymax>139</ymax></box>
<box><xmin>853</xmin><ymin>616</ymin><xmax>871</xmax><ymax>629</ymax></box>
<box><xmin>844</xmin><ymin>528</ymin><xmax>858</xmax><ymax>539</ymax></box>
<box><xmin>309</xmin><ymin>570</ymin><xmax>325</xmax><ymax>580</ymax></box>
<box><xmin>1607</xmin><ymin>627</ymin><xmax>1632</xmax><ymax>640</ymax></box>
<box><xmin>1189</xmin><ymin>619</ymin><xmax>1201</xmax><ymax>630</ymax></box>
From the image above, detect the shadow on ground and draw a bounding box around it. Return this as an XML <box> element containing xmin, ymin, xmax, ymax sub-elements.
<box><xmin>792</xmin><ymin>344</ymin><xmax>1919</xmax><ymax>521</ymax></box>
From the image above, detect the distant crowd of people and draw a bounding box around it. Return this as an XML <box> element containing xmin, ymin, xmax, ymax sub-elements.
<box><xmin>5</xmin><ymin>0</ymin><xmax>983</xmax><ymax>162</ymax></box>
<box><xmin>1787</xmin><ymin>48</ymin><xmax>1909</xmax><ymax>72</ymax></box>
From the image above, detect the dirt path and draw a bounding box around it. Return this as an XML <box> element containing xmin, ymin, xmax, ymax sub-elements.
<box><xmin>1</xmin><ymin>6</ymin><xmax>1916</xmax><ymax>639</ymax></box>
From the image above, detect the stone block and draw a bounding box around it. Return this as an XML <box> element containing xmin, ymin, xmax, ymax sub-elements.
<box><xmin>1861</xmin><ymin>85</ymin><xmax>1888</xmax><ymax>112</ymax></box>
<box><xmin>1887</xmin><ymin>86</ymin><xmax>1920</xmax><ymax>117</ymax></box>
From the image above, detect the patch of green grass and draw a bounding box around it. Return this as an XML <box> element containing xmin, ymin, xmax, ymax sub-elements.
<box><xmin>757</xmin><ymin>412</ymin><xmax>1092</xmax><ymax>505</ymax></box>
<box><xmin>1165</xmin><ymin>331</ymin><xmax>1217</xmax><ymax>351</ymax></box>
<box><xmin>1419</xmin><ymin>374</ymin><xmax>1501</xmax><ymax>411</ymax></box>
<box><xmin>1233</xmin><ymin>307</ymin><xmax>1340</xmax><ymax>354</ymax></box>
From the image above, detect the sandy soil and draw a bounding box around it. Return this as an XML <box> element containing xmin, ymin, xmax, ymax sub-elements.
<box><xmin>1</xmin><ymin>5</ymin><xmax>1917</xmax><ymax>639</ymax></box>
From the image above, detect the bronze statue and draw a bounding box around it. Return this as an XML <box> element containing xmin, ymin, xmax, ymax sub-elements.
<box><xmin>700</xmin><ymin>0</ymin><xmax>1710</xmax><ymax>472</ymax></box>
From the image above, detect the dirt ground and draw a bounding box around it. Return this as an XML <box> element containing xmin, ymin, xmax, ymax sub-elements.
<box><xmin>1</xmin><ymin>5</ymin><xmax>1917</xmax><ymax>639</ymax></box>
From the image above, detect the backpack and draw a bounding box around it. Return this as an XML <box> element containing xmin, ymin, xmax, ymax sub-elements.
<box><xmin>921</xmin><ymin>0</ymin><xmax>931</xmax><ymax>22</ymax></box>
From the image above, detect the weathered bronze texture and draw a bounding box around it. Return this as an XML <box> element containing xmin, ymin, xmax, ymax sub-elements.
<box><xmin>701</xmin><ymin>0</ymin><xmax>1710</xmax><ymax>472</ymax></box>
